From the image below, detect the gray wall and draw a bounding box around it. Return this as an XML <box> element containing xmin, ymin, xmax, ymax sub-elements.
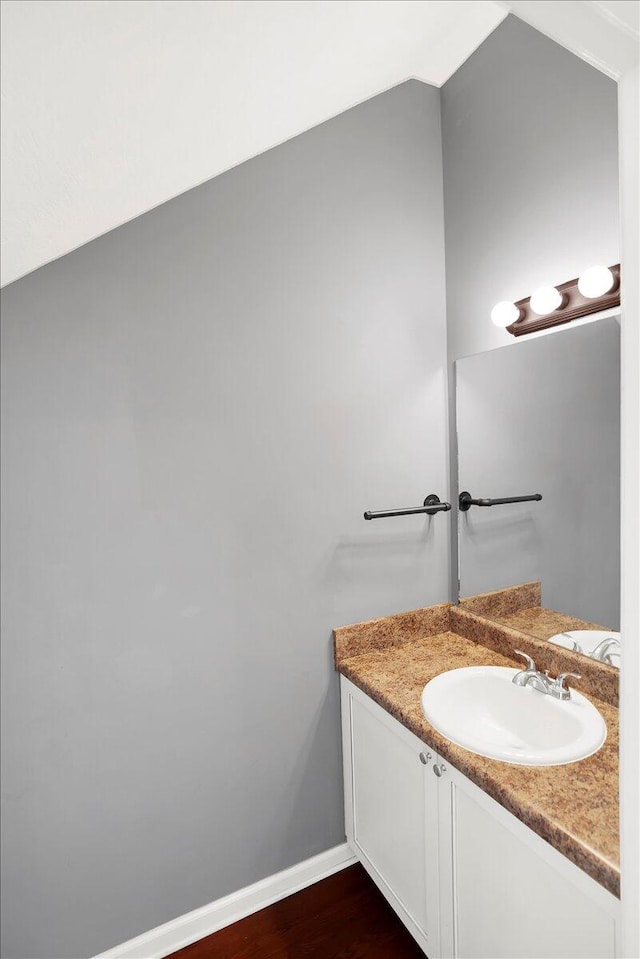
<box><xmin>440</xmin><ymin>15</ymin><xmax>620</xmax><ymax>597</ymax></box>
<box><xmin>0</xmin><ymin>80</ymin><xmax>449</xmax><ymax>959</ymax></box>
<box><xmin>456</xmin><ymin>318</ymin><xmax>620</xmax><ymax>628</ymax></box>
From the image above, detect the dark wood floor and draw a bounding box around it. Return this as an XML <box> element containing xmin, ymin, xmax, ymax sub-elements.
<box><xmin>168</xmin><ymin>863</ymin><xmax>427</xmax><ymax>959</ymax></box>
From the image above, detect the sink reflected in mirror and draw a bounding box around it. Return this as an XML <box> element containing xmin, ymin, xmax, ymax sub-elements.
<box><xmin>549</xmin><ymin>630</ymin><xmax>621</xmax><ymax>666</ymax></box>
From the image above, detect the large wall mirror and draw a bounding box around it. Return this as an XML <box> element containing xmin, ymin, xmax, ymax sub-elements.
<box><xmin>455</xmin><ymin>316</ymin><xmax>621</xmax><ymax>668</ymax></box>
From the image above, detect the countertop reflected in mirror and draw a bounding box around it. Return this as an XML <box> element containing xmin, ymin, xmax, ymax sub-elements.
<box><xmin>459</xmin><ymin>582</ymin><xmax>620</xmax><ymax>670</ymax></box>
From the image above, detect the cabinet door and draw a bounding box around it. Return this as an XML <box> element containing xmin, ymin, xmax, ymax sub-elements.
<box><xmin>437</xmin><ymin>761</ymin><xmax>619</xmax><ymax>959</ymax></box>
<box><xmin>341</xmin><ymin>677</ymin><xmax>439</xmax><ymax>957</ymax></box>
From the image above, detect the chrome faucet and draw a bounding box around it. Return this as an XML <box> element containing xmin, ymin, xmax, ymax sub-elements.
<box><xmin>512</xmin><ymin>650</ymin><xmax>581</xmax><ymax>701</ymax></box>
<box><xmin>590</xmin><ymin>637</ymin><xmax>621</xmax><ymax>665</ymax></box>
<box><xmin>511</xmin><ymin>651</ymin><xmax>551</xmax><ymax>693</ymax></box>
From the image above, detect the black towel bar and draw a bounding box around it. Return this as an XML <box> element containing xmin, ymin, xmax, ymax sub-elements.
<box><xmin>364</xmin><ymin>494</ymin><xmax>451</xmax><ymax>521</ymax></box>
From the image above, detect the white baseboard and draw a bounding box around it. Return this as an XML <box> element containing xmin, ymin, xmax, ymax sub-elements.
<box><xmin>93</xmin><ymin>842</ymin><xmax>357</xmax><ymax>959</ymax></box>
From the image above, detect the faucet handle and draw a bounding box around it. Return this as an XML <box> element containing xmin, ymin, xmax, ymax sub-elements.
<box><xmin>556</xmin><ymin>671</ymin><xmax>581</xmax><ymax>685</ymax></box>
<box><xmin>553</xmin><ymin>672</ymin><xmax>582</xmax><ymax>700</ymax></box>
<box><xmin>514</xmin><ymin>650</ymin><xmax>536</xmax><ymax>671</ymax></box>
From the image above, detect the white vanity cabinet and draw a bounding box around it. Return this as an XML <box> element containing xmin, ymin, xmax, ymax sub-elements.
<box><xmin>340</xmin><ymin>676</ymin><xmax>620</xmax><ymax>959</ymax></box>
<box><xmin>342</xmin><ymin>675</ymin><xmax>441</xmax><ymax>955</ymax></box>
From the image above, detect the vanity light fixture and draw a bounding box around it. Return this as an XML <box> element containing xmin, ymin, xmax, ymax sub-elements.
<box><xmin>529</xmin><ymin>285</ymin><xmax>563</xmax><ymax>316</ymax></box>
<box><xmin>577</xmin><ymin>265</ymin><xmax>616</xmax><ymax>298</ymax></box>
<box><xmin>491</xmin><ymin>301</ymin><xmax>521</xmax><ymax>327</ymax></box>
<box><xmin>491</xmin><ymin>263</ymin><xmax>621</xmax><ymax>337</ymax></box>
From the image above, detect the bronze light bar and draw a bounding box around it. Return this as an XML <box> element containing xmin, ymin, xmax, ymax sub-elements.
<box><xmin>505</xmin><ymin>263</ymin><xmax>621</xmax><ymax>337</ymax></box>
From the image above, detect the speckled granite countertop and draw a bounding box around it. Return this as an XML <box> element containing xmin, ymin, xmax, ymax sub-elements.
<box><xmin>334</xmin><ymin>604</ymin><xmax>619</xmax><ymax>897</ymax></box>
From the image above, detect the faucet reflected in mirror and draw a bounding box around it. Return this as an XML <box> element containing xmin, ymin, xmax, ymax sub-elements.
<box><xmin>455</xmin><ymin>316</ymin><xmax>621</xmax><ymax>669</ymax></box>
<box><xmin>591</xmin><ymin>637</ymin><xmax>621</xmax><ymax>665</ymax></box>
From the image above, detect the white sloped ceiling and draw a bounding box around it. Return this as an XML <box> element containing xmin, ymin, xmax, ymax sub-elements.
<box><xmin>0</xmin><ymin>0</ymin><xmax>506</xmax><ymax>287</ymax></box>
<box><xmin>4</xmin><ymin>0</ymin><xmax>635</xmax><ymax>289</ymax></box>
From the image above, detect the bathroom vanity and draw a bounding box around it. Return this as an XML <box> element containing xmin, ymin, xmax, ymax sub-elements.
<box><xmin>335</xmin><ymin>604</ymin><xmax>620</xmax><ymax>959</ymax></box>
<box><xmin>341</xmin><ymin>313</ymin><xmax>623</xmax><ymax>958</ymax></box>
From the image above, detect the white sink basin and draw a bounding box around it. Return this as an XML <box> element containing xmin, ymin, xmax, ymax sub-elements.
<box><xmin>421</xmin><ymin>666</ymin><xmax>606</xmax><ymax>766</ymax></box>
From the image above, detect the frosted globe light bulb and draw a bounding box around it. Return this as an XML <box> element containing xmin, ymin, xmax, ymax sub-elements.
<box><xmin>490</xmin><ymin>301</ymin><xmax>520</xmax><ymax>328</ymax></box>
<box><xmin>578</xmin><ymin>265</ymin><xmax>614</xmax><ymax>299</ymax></box>
<box><xmin>530</xmin><ymin>285</ymin><xmax>562</xmax><ymax>316</ymax></box>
